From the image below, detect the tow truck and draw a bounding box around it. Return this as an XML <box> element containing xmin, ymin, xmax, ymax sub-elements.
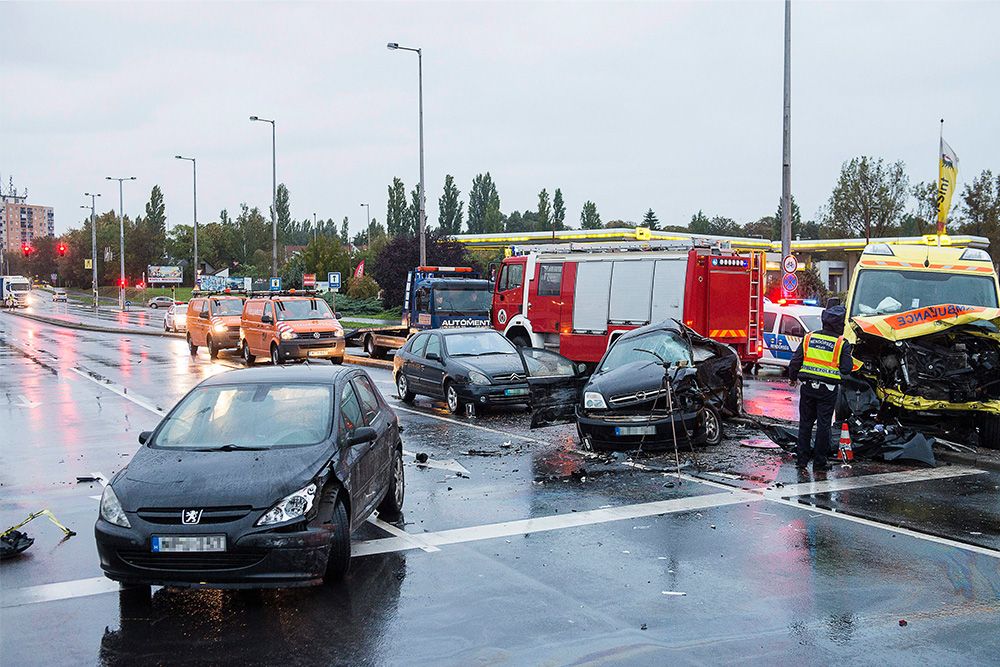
<box><xmin>348</xmin><ymin>266</ymin><xmax>493</xmax><ymax>359</ymax></box>
<box><xmin>1</xmin><ymin>275</ymin><xmax>32</xmax><ymax>308</ymax></box>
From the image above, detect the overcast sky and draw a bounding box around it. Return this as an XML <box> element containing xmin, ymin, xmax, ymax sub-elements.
<box><xmin>3</xmin><ymin>1</ymin><xmax>999</xmax><ymax>238</ymax></box>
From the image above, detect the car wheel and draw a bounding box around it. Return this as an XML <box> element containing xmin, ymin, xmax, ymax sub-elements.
<box><xmin>207</xmin><ymin>335</ymin><xmax>219</xmax><ymax>359</ymax></box>
<box><xmin>331</xmin><ymin>357</ymin><xmax>343</xmax><ymax>365</ymax></box>
<box><xmin>703</xmin><ymin>406</ymin><xmax>723</xmax><ymax>446</ymax></box>
<box><xmin>445</xmin><ymin>381</ymin><xmax>462</xmax><ymax>414</ymax></box>
<box><xmin>396</xmin><ymin>373</ymin><xmax>415</xmax><ymax>403</ymax></box>
<box><xmin>511</xmin><ymin>334</ymin><xmax>530</xmax><ymax>348</ymax></box>
<box><xmin>978</xmin><ymin>414</ymin><xmax>1000</xmax><ymax>450</ymax></box>
<box><xmin>270</xmin><ymin>344</ymin><xmax>283</xmax><ymax>366</ymax></box>
<box><xmin>324</xmin><ymin>495</ymin><xmax>351</xmax><ymax>582</ymax></box>
<box><xmin>150</xmin><ymin>303</ymin><xmax>158</xmax><ymax>309</ymax></box>
<box><xmin>365</xmin><ymin>335</ymin><xmax>385</xmax><ymax>360</ymax></box>
<box><xmin>242</xmin><ymin>341</ymin><xmax>256</xmax><ymax>366</ymax></box>
<box><xmin>377</xmin><ymin>446</ymin><xmax>405</xmax><ymax>519</ymax></box>
<box><xmin>187</xmin><ymin>335</ymin><xmax>197</xmax><ymax>356</ymax></box>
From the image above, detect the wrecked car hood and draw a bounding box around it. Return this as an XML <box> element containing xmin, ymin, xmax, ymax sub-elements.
<box><xmin>851</xmin><ymin>305</ymin><xmax>1000</xmax><ymax>342</ymax></box>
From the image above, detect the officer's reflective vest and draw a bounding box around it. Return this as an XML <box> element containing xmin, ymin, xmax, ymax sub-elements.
<box><xmin>799</xmin><ymin>332</ymin><xmax>845</xmax><ymax>382</ymax></box>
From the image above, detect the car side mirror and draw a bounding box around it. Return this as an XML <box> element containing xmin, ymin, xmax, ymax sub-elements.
<box><xmin>335</xmin><ymin>312</ymin><xmax>342</xmax><ymax>319</ymax></box>
<box><xmin>199</xmin><ymin>311</ymin><xmax>209</xmax><ymax>319</ymax></box>
<box><xmin>426</xmin><ymin>352</ymin><xmax>441</xmax><ymax>362</ymax></box>
<box><xmin>138</xmin><ymin>431</ymin><xmax>152</xmax><ymax>444</ymax></box>
<box><xmin>346</xmin><ymin>426</ymin><xmax>377</xmax><ymax>447</ymax></box>
<box><xmin>261</xmin><ymin>314</ymin><xmax>273</xmax><ymax>324</ymax></box>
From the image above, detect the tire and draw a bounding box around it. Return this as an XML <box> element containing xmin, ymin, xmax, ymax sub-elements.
<box><xmin>365</xmin><ymin>335</ymin><xmax>386</xmax><ymax>360</ymax></box>
<box><xmin>377</xmin><ymin>446</ymin><xmax>405</xmax><ymax>519</ymax></box>
<box><xmin>207</xmin><ymin>336</ymin><xmax>219</xmax><ymax>359</ymax></box>
<box><xmin>445</xmin><ymin>381</ymin><xmax>463</xmax><ymax>415</ymax></box>
<box><xmin>510</xmin><ymin>334</ymin><xmax>531</xmax><ymax>348</ymax></box>
<box><xmin>150</xmin><ymin>303</ymin><xmax>158</xmax><ymax>309</ymax></box>
<box><xmin>242</xmin><ymin>341</ymin><xmax>256</xmax><ymax>367</ymax></box>
<box><xmin>978</xmin><ymin>414</ymin><xmax>1000</xmax><ymax>450</ymax></box>
<box><xmin>331</xmin><ymin>357</ymin><xmax>343</xmax><ymax>365</ymax></box>
<box><xmin>396</xmin><ymin>373</ymin><xmax>415</xmax><ymax>403</ymax></box>
<box><xmin>323</xmin><ymin>495</ymin><xmax>352</xmax><ymax>582</ymax></box>
<box><xmin>187</xmin><ymin>335</ymin><xmax>197</xmax><ymax>356</ymax></box>
<box><xmin>271</xmin><ymin>344</ymin><xmax>283</xmax><ymax>366</ymax></box>
<box><xmin>164</xmin><ymin>321</ymin><xmax>170</xmax><ymax>332</ymax></box>
<box><xmin>702</xmin><ymin>406</ymin><xmax>723</xmax><ymax>446</ymax></box>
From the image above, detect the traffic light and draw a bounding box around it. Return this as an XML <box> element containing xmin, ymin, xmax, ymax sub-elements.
<box><xmin>118</xmin><ymin>278</ymin><xmax>128</xmax><ymax>289</ymax></box>
<box><xmin>21</xmin><ymin>243</ymin><xmax>33</xmax><ymax>257</ymax></box>
<box><xmin>57</xmin><ymin>243</ymin><xmax>67</xmax><ymax>256</ymax></box>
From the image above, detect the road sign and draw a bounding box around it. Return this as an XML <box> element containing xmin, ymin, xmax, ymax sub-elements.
<box><xmin>303</xmin><ymin>273</ymin><xmax>316</xmax><ymax>288</ymax></box>
<box><xmin>781</xmin><ymin>272</ymin><xmax>798</xmax><ymax>293</ymax></box>
<box><xmin>84</xmin><ymin>259</ymin><xmax>93</xmax><ymax>270</ymax></box>
<box><xmin>782</xmin><ymin>254</ymin><xmax>798</xmax><ymax>274</ymax></box>
<box><xmin>327</xmin><ymin>272</ymin><xmax>342</xmax><ymax>290</ymax></box>
<box><xmin>269</xmin><ymin>277</ymin><xmax>282</xmax><ymax>291</ymax></box>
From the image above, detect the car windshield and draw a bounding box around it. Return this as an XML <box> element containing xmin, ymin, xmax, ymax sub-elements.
<box><xmin>598</xmin><ymin>330</ymin><xmax>692</xmax><ymax>372</ymax></box>
<box><xmin>276</xmin><ymin>298</ymin><xmax>334</xmax><ymax>321</ymax></box>
<box><xmin>444</xmin><ymin>332</ymin><xmax>516</xmax><ymax>356</ymax></box>
<box><xmin>800</xmin><ymin>315</ymin><xmax>822</xmax><ymax>331</ymax></box>
<box><xmin>433</xmin><ymin>288</ymin><xmax>491</xmax><ymax>314</ymax></box>
<box><xmin>851</xmin><ymin>269</ymin><xmax>999</xmax><ymax>317</ymax></box>
<box><xmin>153</xmin><ymin>383</ymin><xmax>333</xmax><ymax>449</ymax></box>
<box><xmin>212</xmin><ymin>298</ymin><xmax>244</xmax><ymax>315</ymax></box>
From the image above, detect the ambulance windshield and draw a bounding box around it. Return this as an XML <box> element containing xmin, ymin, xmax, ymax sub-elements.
<box><xmin>851</xmin><ymin>269</ymin><xmax>998</xmax><ymax>317</ymax></box>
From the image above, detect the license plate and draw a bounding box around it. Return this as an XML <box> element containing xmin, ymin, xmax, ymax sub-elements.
<box><xmin>151</xmin><ymin>535</ymin><xmax>226</xmax><ymax>553</ymax></box>
<box><xmin>308</xmin><ymin>350</ymin><xmax>329</xmax><ymax>357</ymax></box>
<box><xmin>504</xmin><ymin>388</ymin><xmax>529</xmax><ymax>396</ymax></box>
<box><xmin>614</xmin><ymin>425</ymin><xmax>657</xmax><ymax>436</ymax></box>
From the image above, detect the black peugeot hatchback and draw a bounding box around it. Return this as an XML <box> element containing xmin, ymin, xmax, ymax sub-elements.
<box><xmin>95</xmin><ymin>365</ymin><xmax>404</xmax><ymax>589</ymax></box>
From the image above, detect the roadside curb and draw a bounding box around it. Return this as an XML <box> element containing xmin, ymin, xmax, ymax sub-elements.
<box><xmin>937</xmin><ymin>450</ymin><xmax>1000</xmax><ymax>473</ymax></box>
<box><xmin>343</xmin><ymin>354</ymin><xmax>394</xmax><ymax>370</ymax></box>
<box><xmin>2</xmin><ymin>309</ymin><xmax>183</xmax><ymax>339</ymax></box>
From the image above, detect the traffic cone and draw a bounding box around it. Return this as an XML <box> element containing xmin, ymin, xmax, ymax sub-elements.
<box><xmin>837</xmin><ymin>422</ymin><xmax>854</xmax><ymax>463</ymax></box>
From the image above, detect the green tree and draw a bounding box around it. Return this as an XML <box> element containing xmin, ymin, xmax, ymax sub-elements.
<box><xmin>274</xmin><ymin>183</ymin><xmax>291</xmax><ymax>241</ymax></box>
<box><xmin>580</xmin><ymin>201</ymin><xmax>602</xmax><ymax>229</ymax></box>
<box><xmin>825</xmin><ymin>156</ymin><xmax>909</xmax><ymax>240</ymax></box>
<box><xmin>642</xmin><ymin>208</ymin><xmax>659</xmax><ymax>230</ymax></box>
<box><xmin>958</xmin><ymin>170</ymin><xmax>998</xmax><ymax>236</ymax></box>
<box><xmin>144</xmin><ymin>185</ymin><xmax>166</xmax><ymax>238</ymax></box>
<box><xmin>438</xmin><ymin>174</ymin><xmax>464</xmax><ymax>235</ymax></box>
<box><xmin>405</xmin><ymin>186</ymin><xmax>421</xmax><ymax>236</ymax></box>
<box><xmin>347</xmin><ymin>275</ymin><xmax>380</xmax><ymax>299</ymax></box>
<box><xmin>300</xmin><ymin>235</ymin><xmax>351</xmax><ymax>281</ymax></box>
<box><xmin>505</xmin><ymin>210</ymin><xmax>525</xmax><ymax>232</ymax></box>
<box><xmin>386</xmin><ymin>177</ymin><xmax>407</xmax><ymax>236</ymax></box>
<box><xmin>468</xmin><ymin>173</ymin><xmax>499</xmax><ymax>233</ymax></box>
<box><xmin>553</xmin><ymin>188</ymin><xmax>566</xmax><ymax>230</ymax></box>
<box><xmin>536</xmin><ymin>189</ymin><xmax>552</xmax><ymax>231</ymax></box>
<box><xmin>340</xmin><ymin>217</ymin><xmax>350</xmax><ymax>245</ymax></box>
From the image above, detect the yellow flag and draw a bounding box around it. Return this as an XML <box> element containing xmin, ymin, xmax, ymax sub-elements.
<box><xmin>936</xmin><ymin>138</ymin><xmax>959</xmax><ymax>233</ymax></box>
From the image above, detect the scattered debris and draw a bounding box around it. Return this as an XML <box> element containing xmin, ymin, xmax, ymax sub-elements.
<box><xmin>1</xmin><ymin>509</ymin><xmax>76</xmax><ymax>559</ymax></box>
<box><xmin>740</xmin><ymin>438</ymin><xmax>780</xmax><ymax>450</ymax></box>
<box><xmin>899</xmin><ymin>619</ymin><xmax>908</xmax><ymax>627</ymax></box>
<box><xmin>76</xmin><ymin>475</ymin><xmax>100</xmax><ymax>483</ymax></box>
<box><xmin>464</xmin><ymin>449</ymin><xmax>502</xmax><ymax>457</ymax></box>
<box><xmin>415</xmin><ymin>452</ymin><xmax>429</xmax><ymax>464</ymax></box>
<box><xmin>640</xmin><ymin>624</ymin><xmax>648</xmax><ymax>631</ymax></box>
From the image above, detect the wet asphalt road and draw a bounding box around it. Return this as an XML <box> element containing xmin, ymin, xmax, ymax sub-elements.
<box><xmin>2</xmin><ymin>305</ymin><xmax>999</xmax><ymax>666</ymax></box>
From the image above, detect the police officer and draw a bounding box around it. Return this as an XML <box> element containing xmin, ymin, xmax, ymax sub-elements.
<box><xmin>788</xmin><ymin>304</ymin><xmax>852</xmax><ymax>471</ymax></box>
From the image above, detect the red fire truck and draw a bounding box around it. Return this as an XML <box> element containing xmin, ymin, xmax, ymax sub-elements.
<box><xmin>490</xmin><ymin>240</ymin><xmax>764</xmax><ymax>364</ymax></box>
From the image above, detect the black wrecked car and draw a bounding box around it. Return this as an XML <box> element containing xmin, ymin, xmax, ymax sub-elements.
<box><xmin>393</xmin><ymin>328</ymin><xmax>584</xmax><ymax>414</ymax></box>
<box><xmin>95</xmin><ymin>365</ymin><xmax>404</xmax><ymax>590</ymax></box>
<box><xmin>531</xmin><ymin>320</ymin><xmax>742</xmax><ymax>450</ymax></box>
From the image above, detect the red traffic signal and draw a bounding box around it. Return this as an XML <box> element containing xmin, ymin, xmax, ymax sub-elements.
<box><xmin>57</xmin><ymin>243</ymin><xmax>67</xmax><ymax>256</ymax></box>
<box><xmin>21</xmin><ymin>243</ymin><xmax>33</xmax><ymax>257</ymax></box>
<box><xmin>118</xmin><ymin>278</ymin><xmax>128</xmax><ymax>288</ymax></box>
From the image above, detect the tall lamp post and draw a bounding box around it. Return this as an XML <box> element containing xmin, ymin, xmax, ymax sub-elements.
<box><xmin>249</xmin><ymin>116</ymin><xmax>277</xmax><ymax>277</ymax></box>
<box><xmin>313</xmin><ymin>212</ymin><xmax>317</xmax><ymax>242</ymax></box>
<box><xmin>387</xmin><ymin>42</ymin><xmax>426</xmax><ymax>266</ymax></box>
<box><xmin>174</xmin><ymin>156</ymin><xmax>198</xmax><ymax>287</ymax></box>
<box><xmin>82</xmin><ymin>193</ymin><xmax>101</xmax><ymax>309</ymax></box>
<box><xmin>360</xmin><ymin>202</ymin><xmax>370</xmax><ymax>228</ymax></box>
<box><xmin>106</xmin><ymin>176</ymin><xmax>136</xmax><ymax>309</ymax></box>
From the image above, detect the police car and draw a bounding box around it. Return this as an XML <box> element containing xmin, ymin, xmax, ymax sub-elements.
<box><xmin>759</xmin><ymin>298</ymin><xmax>824</xmax><ymax>369</ymax></box>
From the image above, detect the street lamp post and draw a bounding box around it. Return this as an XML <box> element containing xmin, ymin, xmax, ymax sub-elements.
<box><xmin>106</xmin><ymin>176</ymin><xmax>136</xmax><ymax>309</ymax></box>
<box><xmin>82</xmin><ymin>193</ymin><xmax>101</xmax><ymax>309</ymax></box>
<box><xmin>313</xmin><ymin>212</ymin><xmax>317</xmax><ymax>242</ymax></box>
<box><xmin>175</xmin><ymin>156</ymin><xmax>198</xmax><ymax>287</ymax></box>
<box><xmin>360</xmin><ymin>203</ymin><xmax>370</xmax><ymax>228</ymax></box>
<box><xmin>250</xmin><ymin>116</ymin><xmax>277</xmax><ymax>277</ymax></box>
<box><xmin>387</xmin><ymin>42</ymin><xmax>426</xmax><ymax>266</ymax></box>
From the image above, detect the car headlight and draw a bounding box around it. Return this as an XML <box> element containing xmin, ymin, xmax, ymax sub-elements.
<box><xmin>213</xmin><ymin>323</ymin><xmax>227</xmax><ymax>333</ymax></box>
<box><xmin>256</xmin><ymin>482</ymin><xmax>317</xmax><ymax>526</ymax></box>
<box><xmin>583</xmin><ymin>391</ymin><xmax>607</xmax><ymax>409</ymax></box>
<box><xmin>280</xmin><ymin>330</ymin><xmax>297</xmax><ymax>341</ymax></box>
<box><xmin>100</xmin><ymin>486</ymin><xmax>131</xmax><ymax>528</ymax></box>
<box><xmin>468</xmin><ymin>370</ymin><xmax>490</xmax><ymax>385</ymax></box>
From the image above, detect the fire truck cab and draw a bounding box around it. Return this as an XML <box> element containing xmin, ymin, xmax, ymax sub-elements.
<box><xmin>491</xmin><ymin>240</ymin><xmax>764</xmax><ymax>365</ymax></box>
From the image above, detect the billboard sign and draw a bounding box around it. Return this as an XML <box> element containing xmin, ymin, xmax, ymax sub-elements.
<box><xmin>148</xmin><ymin>265</ymin><xmax>183</xmax><ymax>284</ymax></box>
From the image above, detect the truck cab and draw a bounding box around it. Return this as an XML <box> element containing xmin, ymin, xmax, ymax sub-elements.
<box><xmin>402</xmin><ymin>267</ymin><xmax>492</xmax><ymax>331</ymax></box>
<box><xmin>1</xmin><ymin>275</ymin><xmax>32</xmax><ymax>308</ymax></box>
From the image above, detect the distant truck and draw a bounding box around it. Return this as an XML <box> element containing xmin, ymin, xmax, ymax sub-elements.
<box><xmin>1</xmin><ymin>275</ymin><xmax>31</xmax><ymax>308</ymax></box>
<box><xmin>348</xmin><ymin>266</ymin><xmax>493</xmax><ymax>359</ymax></box>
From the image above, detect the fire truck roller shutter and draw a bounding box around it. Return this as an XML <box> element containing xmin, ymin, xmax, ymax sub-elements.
<box><xmin>608</xmin><ymin>260</ymin><xmax>655</xmax><ymax>324</ymax></box>
<box><xmin>573</xmin><ymin>261</ymin><xmax>613</xmax><ymax>332</ymax></box>
<box><xmin>650</xmin><ymin>258</ymin><xmax>687</xmax><ymax>322</ymax></box>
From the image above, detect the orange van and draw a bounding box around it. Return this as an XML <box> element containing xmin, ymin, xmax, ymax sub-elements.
<box><xmin>240</xmin><ymin>294</ymin><xmax>345</xmax><ymax>365</ymax></box>
<box><xmin>186</xmin><ymin>294</ymin><xmax>247</xmax><ymax>359</ymax></box>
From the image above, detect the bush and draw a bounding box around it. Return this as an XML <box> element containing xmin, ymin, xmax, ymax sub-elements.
<box><xmin>322</xmin><ymin>293</ymin><xmax>387</xmax><ymax>316</ymax></box>
<box><xmin>347</xmin><ymin>275</ymin><xmax>380</xmax><ymax>299</ymax></box>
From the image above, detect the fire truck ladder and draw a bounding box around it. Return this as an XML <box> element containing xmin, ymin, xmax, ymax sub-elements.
<box><xmin>510</xmin><ymin>238</ymin><xmax>730</xmax><ymax>256</ymax></box>
<box><xmin>746</xmin><ymin>251</ymin><xmax>763</xmax><ymax>357</ymax></box>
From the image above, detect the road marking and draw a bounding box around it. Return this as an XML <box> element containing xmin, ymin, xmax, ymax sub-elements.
<box><xmin>69</xmin><ymin>366</ymin><xmax>165</xmax><ymax>415</ymax></box>
<box><xmin>401</xmin><ymin>449</ymin><xmax>471</xmax><ymax>475</ymax></box>
<box><xmin>354</xmin><ymin>489</ymin><xmax>756</xmax><ymax>557</ymax></box>
<box><xmin>368</xmin><ymin>515</ymin><xmax>440</xmax><ymax>553</ymax></box>
<box><xmin>392</xmin><ymin>405</ymin><xmax>546</xmax><ymax>445</ymax></box>
<box><xmin>764</xmin><ymin>466</ymin><xmax>984</xmax><ymax>499</ymax></box>
<box><xmin>2</xmin><ymin>576</ymin><xmax>122</xmax><ymax>608</ymax></box>
<box><xmin>13</xmin><ymin>396</ymin><xmax>42</xmax><ymax>408</ymax></box>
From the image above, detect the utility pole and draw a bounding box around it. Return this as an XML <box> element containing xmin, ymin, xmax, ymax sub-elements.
<box><xmin>82</xmin><ymin>193</ymin><xmax>101</xmax><ymax>309</ymax></box>
<box><xmin>780</xmin><ymin>0</ymin><xmax>792</xmax><ymax>275</ymax></box>
<box><xmin>106</xmin><ymin>176</ymin><xmax>136</xmax><ymax>310</ymax></box>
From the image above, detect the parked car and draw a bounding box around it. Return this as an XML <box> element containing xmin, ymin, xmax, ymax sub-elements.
<box><xmin>52</xmin><ymin>289</ymin><xmax>67</xmax><ymax>302</ymax></box>
<box><xmin>164</xmin><ymin>302</ymin><xmax>188</xmax><ymax>332</ymax></box>
<box><xmin>186</xmin><ymin>295</ymin><xmax>245</xmax><ymax>358</ymax></box>
<box><xmin>531</xmin><ymin>320</ymin><xmax>742</xmax><ymax>450</ymax></box>
<box><xmin>393</xmin><ymin>328</ymin><xmax>584</xmax><ymax>414</ymax></box>
<box><xmin>240</xmin><ymin>295</ymin><xmax>345</xmax><ymax>366</ymax></box>
<box><xmin>95</xmin><ymin>365</ymin><xmax>404</xmax><ymax>589</ymax></box>
<box><xmin>147</xmin><ymin>296</ymin><xmax>174</xmax><ymax>309</ymax></box>
<box><xmin>758</xmin><ymin>298</ymin><xmax>824</xmax><ymax>369</ymax></box>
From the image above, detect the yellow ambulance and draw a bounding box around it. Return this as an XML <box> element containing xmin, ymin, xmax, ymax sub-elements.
<box><xmin>844</xmin><ymin>236</ymin><xmax>1000</xmax><ymax>447</ymax></box>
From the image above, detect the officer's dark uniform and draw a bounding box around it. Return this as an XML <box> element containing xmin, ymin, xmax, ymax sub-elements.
<box><xmin>788</xmin><ymin>305</ymin><xmax>853</xmax><ymax>471</ymax></box>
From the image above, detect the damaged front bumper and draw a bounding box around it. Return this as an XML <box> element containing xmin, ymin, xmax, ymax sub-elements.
<box><xmin>577</xmin><ymin>407</ymin><xmax>704</xmax><ymax>451</ymax></box>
